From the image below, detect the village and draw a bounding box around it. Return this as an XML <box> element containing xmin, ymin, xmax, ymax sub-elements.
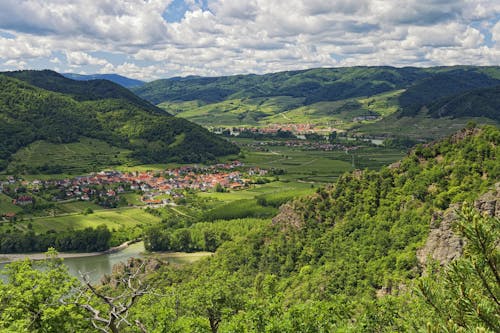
<box><xmin>0</xmin><ymin>161</ymin><xmax>269</xmax><ymax>218</ymax></box>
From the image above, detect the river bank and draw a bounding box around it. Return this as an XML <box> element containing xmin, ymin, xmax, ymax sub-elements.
<box><xmin>0</xmin><ymin>240</ymin><xmax>138</xmax><ymax>264</ymax></box>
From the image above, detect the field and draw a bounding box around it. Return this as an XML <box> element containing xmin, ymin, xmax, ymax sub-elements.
<box><xmin>0</xmin><ymin>207</ymin><xmax>161</xmax><ymax>234</ymax></box>
<box><xmin>234</xmin><ymin>139</ymin><xmax>405</xmax><ymax>182</ymax></box>
<box><xmin>0</xmin><ymin>193</ymin><xmax>22</xmax><ymax>214</ymax></box>
<box><xmin>7</xmin><ymin>137</ymin><xmax>137</xmax><ymax>175</ymax></box>
<box><xmin>158</xmin><ymin>96</ymin><xmax>304</xmax><ymax>127</ymax></box>
<box><xmin>157</xmin><ymin>91</ymin><xmax>403</xmax><ymax>129</ymax></box>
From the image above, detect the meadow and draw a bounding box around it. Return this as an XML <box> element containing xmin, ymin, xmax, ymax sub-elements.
<box><xmin>236</xmin><ymin>139</ymin><xmax>405</xmax><ymax>182</ymax></box>
<box><xmin>0</xmin><ymin>207</ymin><xmax>161</xmax><ymax>234</ymax></box>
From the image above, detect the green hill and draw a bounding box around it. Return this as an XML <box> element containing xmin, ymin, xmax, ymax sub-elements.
<box><xmin>133</xmin><ymin>66</ymin><xmax>500</xmax><ymax>139</ymax></box>
<box><xmin>427</xmin><ymin>85</ymin><xmax>500</xmax><ymax>120</ymax></box>
<box><xmin>0</xmin><ymin>71</ymin><xmax>239</xmax><ymax>173</ymax></box>
<box><xmin>4</xmin><ymin>70</ymin><xmax>158</xmax><ymax>113</ymax></box>
<box><xmin>138</xmin><ymin>125</ymin><xmax>499</xmax><ymax>331</ymax></box>
<box><xmin>133</xmin><ymin>66</ymin><xmax>428</xmax><ymax>105</ymax></box>
<box><xmin>397</xmin><ymin>69</ymin><xmax>500</xmax><ymax>117</ymax></box>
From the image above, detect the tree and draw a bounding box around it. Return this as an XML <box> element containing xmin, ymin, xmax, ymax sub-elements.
<box><xmin>417</xmin><ymin>203</ymin><xmax>500</xmax><ymax>332</ymax></box>
<box><xmin>0</xmin><ymin>249</ymin><xmax>90</xmax><ymax>332</ymax></box>
<box><xmin>70</xmin><ymin>259</ymin><xmax>154</xmax><ymax>333</ymax></box>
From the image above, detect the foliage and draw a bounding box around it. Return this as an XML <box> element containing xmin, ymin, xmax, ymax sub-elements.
<box><xmin>417</xmin><ymin>204</ymin><xmax>500</xmax><ymax>332</ymax></box>
<box><xmin>0</xmin><ymin>71</ymin><xmax>239</xmax><ymax>172</ymax></box>
<box><xmin>398</xmin><ymin>70</ymin><xmax>500</xmax><ymax>117</ymax></box>
<box><xmin>0</xmin><ymin>225</ymin><xmax>112</xmax><ymax>253</ymax></box>
<box><xmin>0</xmin><ymin>249</ymin><xmax>90</xmax><ymax>332</ymax></box>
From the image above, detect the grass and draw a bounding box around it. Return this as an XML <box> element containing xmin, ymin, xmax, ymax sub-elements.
<box><xmin>0</xmin><ymin>207</ymin><xmax>162</xmax><ymax>234</ymax></box>
<box><xmin>158</xmin><ymin>96</ymin><xmax>308</xmax><ymax>127</ymax></box>
<box><xmin>57</xmin><ymin>201</ymin><xmax>104</xmax><ymax>214</ymax></box>
<box><xmin>158</xmin><ymin>91</ymin><xmax>404</xmax><ymax>130</ymax></box>
<box><xmin>8</xmin><ymin>137</ymin><xmax>137</xmax><ymax>175</ymax></box>
<box><xmin>0</xmin><ymin>193</ymin><xmax>22</xmax><ymax>214</ymax></box>
<box><xmin>202</xmin><ymin>199</ymin><xmax>277</xmax><ymax>221</ymax></box>
<box><xmin>198</xmin><ymin>181</ymin><xmax>315</xmax><ymax>203</ymax></box>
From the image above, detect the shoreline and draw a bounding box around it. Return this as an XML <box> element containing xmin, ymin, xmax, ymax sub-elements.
<box><xmin>0</xmin><ymin>240</ymin><xmax>137</xmax><ymax>264</ymax></box>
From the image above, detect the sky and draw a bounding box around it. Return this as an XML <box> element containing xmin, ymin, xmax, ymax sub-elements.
<box><xmin>0</xmin><ymin>0</ymin><xmax>499</xmax><ymax>81</ymax></box>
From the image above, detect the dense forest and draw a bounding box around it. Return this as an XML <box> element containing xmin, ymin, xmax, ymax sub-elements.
<box><xmin>0</xmin><ymin>125</ymin><xmax>498</xmax><ymax>332</ymax></box>
<box><xmin>0</xmin><ymin>71</ymin><xmax>239</xmax><ymax>171</ymax></box>
<box><xmin>0</xmin><ymin>225</ymin><xmax>111</xmax><ymax>253</ymax></box>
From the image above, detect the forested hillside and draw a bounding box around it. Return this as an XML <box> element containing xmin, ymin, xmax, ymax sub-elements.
<box><xmin>133</xmin><ymin>66</ymin><xmax>428</xmax><ymax>105</ymax></box>
<box><xmin>138</xmin><ymin>125</ymin><xmax>499</xmax><ymax>331</ymax></box>
<box><xmin>132</xmin><ymin>66</ymin><xmax>500</xmax><ymax>139</ymax></box>
<box><xmin>426</xmin><ymin>85</ymin><xmax>500</xmax><ymax>120</ymax></box>
<box><xmin>0</xmin><ymin>72</ymin><xmax>239</xmax><ymax>172</ymax></box>
<box><xmin>1</xmin><ymin>125</ymin><xmax>496</xmax><ymax>332</ymax></box>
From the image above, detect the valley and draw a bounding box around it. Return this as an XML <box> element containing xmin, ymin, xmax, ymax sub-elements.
<box><xmin>0</xmin><ymin>67</ymin><xmax>498</xmax><ymax>333</ymax></box>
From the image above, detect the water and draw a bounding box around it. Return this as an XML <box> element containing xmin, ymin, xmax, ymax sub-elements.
<box><xmin>64</xmin><ymin>242</ymin><xmax>146</xmax><ymax>283</ymax></box>
<box><xmin>0</xmin><ymin>242</ymin><xmax>145</xmax><ymax>284</ymax></box>
<box><xmin>0</xmin><ymin>242</ymin><xmax>210</xmax><ymax>284</ymax></box>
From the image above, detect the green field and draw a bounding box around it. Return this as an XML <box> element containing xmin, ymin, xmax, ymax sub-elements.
<box><xmin>157</xmin><ymin>91</ymin><xmax>403</xmax><ymax>129</ymax></box>
<box><xmin>158</xmin><ymin>96</ymin><xmax>304</xmax><ymax>127</ymax></box>
<box><xmin>7</xmin><ymin>137</ymin><xmax>137</xmax><ymax>175</ymax></box>
<box><xmin>234</xmin><ymin>140</ymin><xmax>405</xmax><ymax>182</ymax></box>
<box><xmin>0</xmin><ymin>208</ymin><xmax>161</xmax><ymax>234</ymax></box>
<box><xmin>0</xmin><ymin>193</ymin><xmax>22</xmax><ymax>214</ymax></box>
<box><xmin>199</xmin><ymin>181</ymin><xmax>315</xmax><ymax>203</ymax></box>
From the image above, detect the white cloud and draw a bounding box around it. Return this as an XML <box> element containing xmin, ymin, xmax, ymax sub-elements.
<box><xmin>65</xmin><ymin>51</ymin><xmax>110</xmax><ymax>67</ymax></box>
<box><xmin>0</xmin><ymin>35</ymin><xmax>51</xmax><ymax>59</ymax></box>
<box><xmin>0</xmin><ymin>0</ymin><xmax>498</xmax><ymax>79</ymax></box>
<box><xmin>4</xmin><ymin>59</ymin><xmax>27</xmax><ymax>69</ymax></box>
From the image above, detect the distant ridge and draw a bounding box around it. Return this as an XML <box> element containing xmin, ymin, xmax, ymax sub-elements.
<box><xmin>132</xmin><ymin>66</ymin><xmax>500</xmax><ymax>139</ymax></box>
<box><xmin>62</xmin><ymin>73</ymin><xmax>145</xmax><ymax>88</ymax></box>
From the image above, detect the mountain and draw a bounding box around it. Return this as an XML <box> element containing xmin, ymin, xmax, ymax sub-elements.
<box><xmin>0</xmin><ymin>71</ymin><xmax>239</xmax><ymax>173</ymax></box>
<box><xmin>397</xmin><ymin>69</ymin><xmax>500</xmax><ymax>117</ymax></box>
<box><xmin>62</xmin><ymin>73</ymin><xmax>145</xmax><ymax>88</ymax></box>
<box><xmin>132</xmin><ymin>66</ymin><xmax>500</xmax><ymax>140</ymax></box>
<box><xmin>132</xmin><ymin>66</ymin><xmax>429</xmax><ymax>105</ymax></box>
<box><xmin>426</xmin><ymin>84</ymin><xmax>500</xmax><ymax>120</ymax></box>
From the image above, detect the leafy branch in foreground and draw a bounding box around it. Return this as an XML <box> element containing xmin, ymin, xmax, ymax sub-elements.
<box><xmin>417</xmin><ymin>203</ymin><xmax>500</xmax><ymax>332</ymax></box>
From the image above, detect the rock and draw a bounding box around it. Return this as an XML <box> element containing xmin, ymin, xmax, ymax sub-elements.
<box><xmin>101</xmin><ymin>257</ymin><xmax>166</xmax><ymax>287</ymax></box>
<box><xmin>272</xmin><ymin>202</ymin><xmax>304</xmax><ymax>231</ymax></box>
<box><xmin>417</xmin><ymin>183</ymin><xmax>500</xmax><ymax>269</ymax></box>
<box><xmin>417</xmin><ymin>204</ymin><xmax>464</xmax><ymax>268</ymax></box>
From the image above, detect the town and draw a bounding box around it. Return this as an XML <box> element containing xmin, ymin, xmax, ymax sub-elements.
<box><xmin>0</xmin><ymin>161</ymin><xmax>269</xmax><ymax>219</ymax></box>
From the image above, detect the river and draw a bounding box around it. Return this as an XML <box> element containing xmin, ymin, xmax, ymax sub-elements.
<box><xmin>0</xmin><ymin>242</ymin><xmax>211</xmax><ymax>284</ymax></box>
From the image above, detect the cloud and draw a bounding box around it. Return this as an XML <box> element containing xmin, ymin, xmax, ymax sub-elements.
<box><xmin>65</xmin><ymin>51</ymin><xmax>110</xmax><ymax>67</ymax></box>
<box><xmin>0</xmin><ymin>0</ymin><xmax>172</xmax><ymax>45</ymax></box>
<box><xmin>3</xmin><ymin>59</ymin><xmax>27</xmax><ymax>69</ymax></box>
<box><xmin>0</xmin><ymin>0</ymin><xmax>498</xmax><ymax>79</ymax></box>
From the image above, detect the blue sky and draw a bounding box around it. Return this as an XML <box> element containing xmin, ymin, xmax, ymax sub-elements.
<box><xmin>0</xmin><ymin>0</ymin><xmax>498</xmax><ymax>81</ymax></box>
